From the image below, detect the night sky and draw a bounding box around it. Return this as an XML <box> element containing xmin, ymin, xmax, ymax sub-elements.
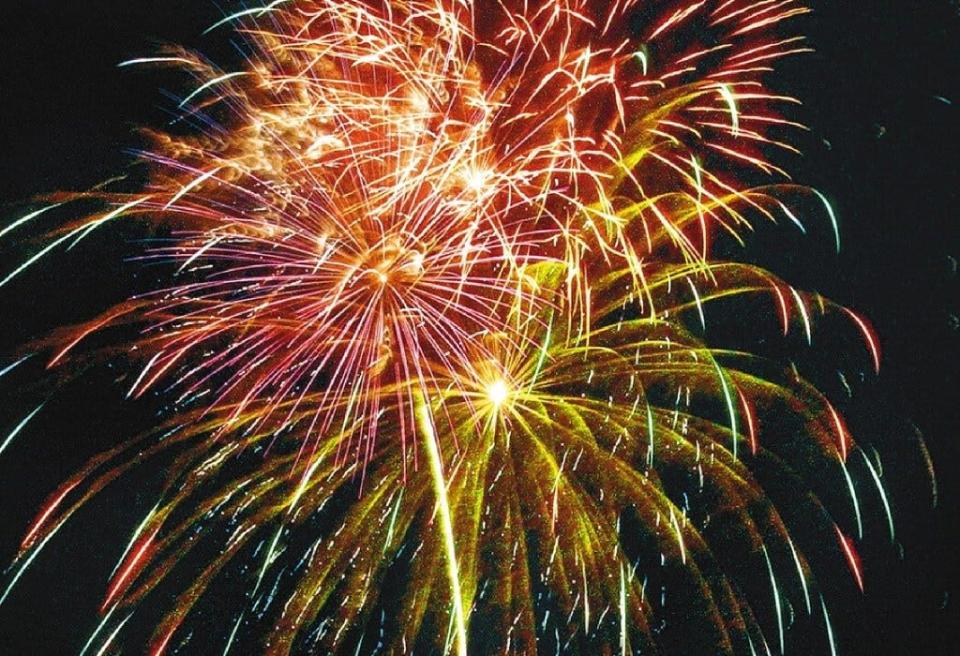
<box><xmin>1</xmin><ymin>2</ymin><xmax>958</xmax><ymax>654</ymax></box>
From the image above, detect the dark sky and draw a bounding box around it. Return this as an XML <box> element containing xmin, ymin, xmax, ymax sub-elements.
<box><xmin>0</xmin><ymin>1</ymin><xmax>958</xmax><ymax>655</ymax></box>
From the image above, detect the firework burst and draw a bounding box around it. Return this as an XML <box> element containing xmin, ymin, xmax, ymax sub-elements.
<box><xmin>1</xmin><ymin>1</ymin><xmax>895</xmax><ymax>655</ymax></box>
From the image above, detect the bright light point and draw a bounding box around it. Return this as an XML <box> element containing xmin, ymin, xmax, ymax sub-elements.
<box><xmin>465</xmin><ymin>167</ymin><xmax>492</xmax><ymax>195</ymax></box>
<box><xmin>486</xmin><ymin>379</ymin><xmax>510</xmax><ymax>407</ymax></box>
<box><xmin>409</xmin><ymin>91</ymin><xmax>430</xmax><ymax>114</ymax></box>
<box><xmin>407</xmin><ymin>251</ymin><xmax>424</xmax><ymax>273</ymax></box>
<box><xmin>377</xmin><ymin>271</ymin><xmax>389</xmax><ymax>284</ymax></box>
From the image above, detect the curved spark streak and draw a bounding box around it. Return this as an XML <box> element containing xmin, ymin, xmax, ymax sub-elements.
<box><xmin>416</xmin><ymin>397</ymin><xmax>468</xmax><ymax>656</ymax></box>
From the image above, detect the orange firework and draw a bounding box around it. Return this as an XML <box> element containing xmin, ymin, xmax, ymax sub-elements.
<box><xmin>0</xmin><ymin>2</ymin><xmax>894</xmax><ymax>655</ymax></box>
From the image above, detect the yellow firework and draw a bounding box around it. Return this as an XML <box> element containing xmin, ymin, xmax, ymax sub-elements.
<box><xmin>0</xmin><ymin>2</ymin><xmax>893</xmax><ymax>655</ymax></box>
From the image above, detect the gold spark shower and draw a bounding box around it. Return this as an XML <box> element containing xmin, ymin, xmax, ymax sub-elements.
<box><xmin>0</xmin><ymin>1</ymin><xmax>897</xmax><ymax>654</ymax></box>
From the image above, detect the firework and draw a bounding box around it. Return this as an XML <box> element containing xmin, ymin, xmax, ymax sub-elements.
<box><xmin>1</xmin><ymin>1</ymin><xmax>894</xmax><ymax>654</ymax></box>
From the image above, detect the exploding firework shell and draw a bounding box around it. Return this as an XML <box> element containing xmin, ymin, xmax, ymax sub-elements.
<box><xmin>0</xmin><ymin>2</ymin><xmax>893</xmax><ymax>655</ymax></box>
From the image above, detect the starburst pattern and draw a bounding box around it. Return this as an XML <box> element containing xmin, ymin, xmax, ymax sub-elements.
<box><xmin>0</xmin><ymin>2</ymin><xmax>894</xmax><ymax>655</ymax></box>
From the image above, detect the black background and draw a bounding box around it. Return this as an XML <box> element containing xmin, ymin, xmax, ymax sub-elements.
<box><xmin>0</xmin><ymin>1</ymin><xmax>958</xmax><ymax>654</ymax></box>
